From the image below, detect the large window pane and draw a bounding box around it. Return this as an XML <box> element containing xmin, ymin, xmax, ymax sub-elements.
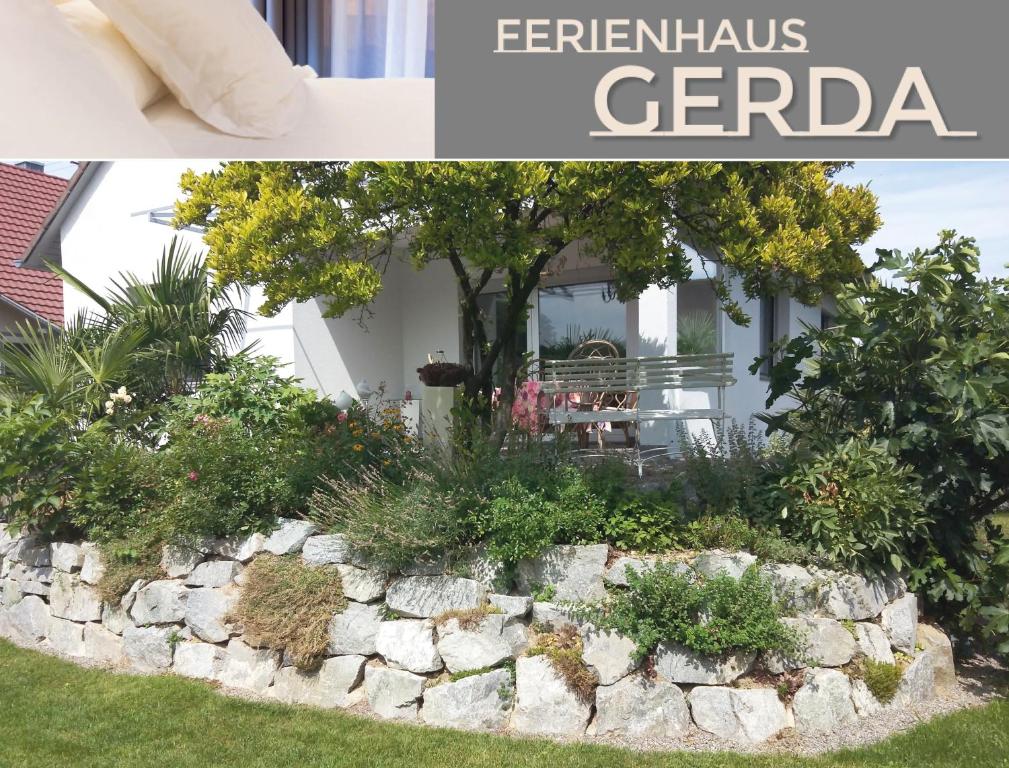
<box><xmin>677</xmin><ymin>280</ymin><xmax>718</xmax><ymax>355</ymax></box>
<box><xmin>539</xmin><ymin>281</ymin><xmax>626</xmax><ymax>359</ymax></box>
<box><xmin>476</xmin><ymin>292</ymin><xmax>527</xmax><ymax>386</ymax></box>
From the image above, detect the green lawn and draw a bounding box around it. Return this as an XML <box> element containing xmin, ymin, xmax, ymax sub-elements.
<box><xmin>0</xmin><ymin>641</ymin><xmax>1006</xmax><ymax>768</ymax></box>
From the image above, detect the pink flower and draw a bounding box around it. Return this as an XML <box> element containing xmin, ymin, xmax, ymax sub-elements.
<box><xmin>337</xmin><ymin>411</ymin><xmax>348</xmax><ymax>423</ymax></box>
<box><xmin>187</xmin><ymin>471</ymin><xmax>199</xmax><ymax>482</ymax></box>
<box><xmin>193</xmin><ymin>414</ymin><xmax>212</xmax><ymax>426</ymax></box>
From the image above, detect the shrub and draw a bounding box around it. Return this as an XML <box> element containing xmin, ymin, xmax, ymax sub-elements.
<box><xmin>590</xmin><ymin>563</ymin><xmax>799</xmax><ymax>661</ymax></box>
<box><xmin>858</xmin><ymin>658</ymin><xmax>903</xmax><ymax>704</ymax></box>
<box><xmin>230</xmin><ymin>554</ymin><xmax>347</xmax><ymax>670</ymax></box>
<box><xmin>586</xmin><ymin>460</ymin><xmax>684</xmax><ymax>552</ymax></box>
<box><xmin>527</xmin><ymin>625</ymin><xmax>597</xmax><ymax>702</ymax></box>
<box><xmin>775</xmin><ymin>439</ymin><xmax>931</xmax><ymax>574</ymax></box>
<box><xmin>681</xmin><ymin>514</ymin><xmax>815</xmax><ymax>565</ymax></box>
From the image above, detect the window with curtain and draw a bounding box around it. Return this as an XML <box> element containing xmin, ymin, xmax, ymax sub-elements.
<box><xmin>251</xmin><ymin>0</ymin><xmax>435</xmax><ymax>78</ymax></box>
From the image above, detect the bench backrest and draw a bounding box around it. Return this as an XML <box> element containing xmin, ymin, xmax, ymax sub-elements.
<box><xmin>539</xmin><ymin>353</ymin><xmax>735</xmax><ymax>395</ymax></box>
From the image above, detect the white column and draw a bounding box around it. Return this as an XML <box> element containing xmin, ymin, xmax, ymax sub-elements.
<box><xmin>635</xmin><ymin>283</ymin><xmax>677</xmax><ymax>447</ymax></box>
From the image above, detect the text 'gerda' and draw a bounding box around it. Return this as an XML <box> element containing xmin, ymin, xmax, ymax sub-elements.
<box><xmin>494</xmin><ymin>18</ymin><xmax>978</xmax><ymax>139</ymax></box>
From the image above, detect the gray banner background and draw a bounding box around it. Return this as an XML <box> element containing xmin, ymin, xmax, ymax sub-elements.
<box><xmin>436</xmin><ymin>0</ymin><xmax>1009</xmax><ymax>158</ymax></box>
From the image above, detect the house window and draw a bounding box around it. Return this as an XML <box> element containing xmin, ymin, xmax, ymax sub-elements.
<box><xmin>538</xmin><ymin>281</ymin><xmax>627</xmax><ymax>359</ymax></box>
<box><xmin>677</xmin><ymin>280</ymin><xmax>718</xmax><ymax>355</ymax></box>
<box><xmin>475</xmin><ymin>292</ymin><xmax>528</xmax><ymax>385</ymax></box>
<box><xmin>759</xmin><ymin>295</ymin><xmax>777</xmax><ymax>378</ymax></box>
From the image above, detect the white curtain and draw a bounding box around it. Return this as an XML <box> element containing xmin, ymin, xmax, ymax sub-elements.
<box><xmin>253</xmin><ymin>0</ymin><xmax>434</xmax><ymax>78</ymax></box>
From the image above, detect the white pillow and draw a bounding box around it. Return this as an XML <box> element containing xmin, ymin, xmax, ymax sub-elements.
<box><xmin>57</xmin><ymin>0</ymin><xmax>168</xmax><ymax>111</ymax></box>
<box><xmin>90</xmin><ymin>0</ymin><xmax>314</xmax><ymax>139</ymax></box>
<box><xmin>0</xmin><ymin>0</ymin><xmax>173</xmax><ymax>157</ymax></box>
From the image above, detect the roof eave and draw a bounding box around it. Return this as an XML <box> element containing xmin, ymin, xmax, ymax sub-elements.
<box><xmin>19</xmin><ymin>161</ymin><xmax>104</xmax><ymax>270</ymax></box>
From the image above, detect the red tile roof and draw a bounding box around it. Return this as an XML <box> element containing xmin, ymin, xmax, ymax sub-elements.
<box><xmin>0</xmin><ymin>164</ymin><xmax>68</xmax><ymax>325</ymax></box>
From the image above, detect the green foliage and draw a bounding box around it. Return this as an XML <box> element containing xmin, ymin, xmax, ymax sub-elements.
<box><xmin>775</xmin><ymin>439</ymin><xmax>930</xmax><ymax>574</ymax></box>
<box><xmin>676</xmin><ymin>311</ymin><xmax>717</xmax><ymax>355</ymax></box>
<box><xmin>591</xmin><ymin>564</ymin><xmax>798</xmax><ymax>660</ymax></box>
<box><xmin>680</xmin><ymin>514</ymin><xmax>815</xmax><ymax>565</ymax></box>
<box><xmin>760</xmin><ymin>233</ymin><xmax>1009</xmax><ymax>652</ymax></box>
<box><xmin>859</xmin><ymin>659</ymin><xmax>904</xmax><ymax>704</ymax></box>
<box><xmin>230</xmin><ymin>554</ymin><xmax>347</xmax><ymax>671</ymax></box>
<box><xmin>586</xmin><ymin>461</ymin><xmax>684</xmax><ymax>552</ymax></box>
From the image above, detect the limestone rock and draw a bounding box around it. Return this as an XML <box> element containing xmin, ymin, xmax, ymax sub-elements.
<box><xmin>463</xmin><ymin>547</ymin><xmax>509</xmax><ymax>591</ymax></box>
<box><xmin>850</xmin><ymin>678</ymin><xmax>882</xmax><ymax>716</ymax></box>
<box><xmin>783</xmin><ymin>617</ymin><xmax>857</xmax><ymax>668</ymax></box>
<box><xmin>184</xmin><ymin>587</ymin><xmax>237</xmax><ymax>643</ymax></box>
<box><xmin>364</xmin><ymin>664</ymin><xmax>425</xmax><ymax>720</ymax></box>
<box><xmin>399</xmin><ymin>556</ymin><xmax>450</xmax><ymax>576</ymax></box>
<box><xmin>213</xmin><ymin>533</ymin><xmax>266</xmax><ymax>563</ymax></box>
<box><xmin>102</xmin><ymin>600</ymin><xmax>134</xmax><ymax>636</ymax></box>
<box><xmin>375</xmin><ymin>619</ymin><xmax>442</xmax><ymax>674</ymax></box>
<box><xmin>174</xmin><ymin>641</ymin><xmax>227</xmax><ymax>680</ymax></box>
<box><xmin>385</xmin><ymin>575</ymin><xmax>486</xmax><ymax>618</ymax></box>
<box><xmin>47</xmin><ymin>615</ymin><xmax>86</xmax><ymax>656</ymax></box>
<box><xmin>122</xmin><ymin>625</ymin><xmax>176</xmax><ymax>671</ymax></box>
<box><xmin>817</xmin><ymin>572</ymin><xmax>887</xmax><ymax>621</ymax></box>
<box><xmin>760</xmin><ymin>563</ymin><xmax>818</xmax><ymax>615</ymax></box>
<box><xmin>895</xmin><ymin>653</ymin><xmax>936</xmax><ymax>705</ymax></box>
<box><xmin>328</xmin><ymin>601</ymin><xmax>383</xmax><ymax>656</ymax></box>
<box><xmin>130</xmin><ymin>580</ymin><xmax>189</xmax><ymax>625</ymax></box>
<box><xmin>51</xmin><ymin>543</ymin><xmax>84</xmax><ymax>573</ymax></box>
<box><xmin>263</xmin><ymin>518</ymin><xmax>318</xmax><ymax>555</ymax></box>
<box><xmin>530</xmin><ymin>601</ymin><xmax>587</xmax><ymax>631</ymax></box>
<box><xmin>185</xmin><ymin>560</ymin><xmax>242</xmax><ymax>588</ymax></box>
<box><xmin>302</xmin><ymin>534</ymin><xmax>369</xmax><ymax>567</ymax></box>
<box><xmin>489</xmin><ymin>593</ymin><xmax>532</xmax><ymax>619</ymax></box>
<box><xmin>516</xmin><ymin>544</ymin><xmax>608</xmax><ymax>602</ymax></box>
<box><xmin>603</xmin><ymin>556</ymin><xmax>660</xmax><ymax>587</ymax></box>
<box><xmin>881</xmin><ymin>594</ymin><xmax>918</xmax><ymax>655</ymax></box>
<box><xmin>692</xmin><ymin>550</ymin><xmax>757</xmax><ymax>580</ymax></box>
<box><xmin>6</xmin><ymin>594</ymin><xmax>48</xmax><ymax>642</ymax></box>
<box><xmin>511</xmin><ymin>655</ymin><xmax>593</xmax><ymax>736</ymax></box>
<box><xmin>593</xmin><ymin>675</ymin><xmax>689</xmax><ymax>738</ymax></box>
<box><xmin>436</xmin><ymin>614</ymin><xmax>527</xmax><ymax>673</ymax></box>
<box><xmin>854</xmin><ymin>622</ymin><xmax>896</xmax><ymax>664</ymax></box>
<box><xmin>160</xmin><ymin>544</ymin><xmax>204</xmax><ymax>579</ymax></box>
<box><xmin>335</xmin><ymin>564</ymin><xmax>386</xmax><ymax>603</ymax></box>
<box><xmin>79</xmin><ymin>543</ymin><xmax>104</xmax><ymax>584</ymax></box>
<box><xmin>792</xmin><ymin>668</ymin><xmax>857</xmax><ymax>732</ymax></box>
<box><xmin>271</xmin><ymin>655</ymin><xmax>366</xmax><ymax>708</ymax></box>
<box><xmin>49</xmin><ymin>572</ymin><xmax>102</xmax><ymax>622</ymax></box>
<box><xmin>917</xmin><ymin>623</ymin><xmax>956</xmax><ymax>693</ymax></box>
<box><xmin>688</xmin><ymin>686</ymin><xmax>789</xmax><ymax>743</ymax></box>
<box><xmin>83</xmin><ymin>622</ymin><xmax>126</xmax><ymax>665</ymax></box>
<box><xmin>7</xmin><ymin>538</ymin><xmax>51</xmax><ymax>567</ymax></box>
<box><xmin>422</xmin><ymin>668</ymin><xmax>513</xmax><ymax>731</ymax></box>
<box><xmin>654</xmin><ymin>642</ymin><xmax>755</xmax><ymax>684</ymax></box>
<box><xmin>218</xmin><ymin>638</ymin><xmax>280</xmax><ymax>693</ymax></box>
<box><xmin>580</xmin><ymin>627</ymin><xmax>639</xmax><ymax>685</ymax></box>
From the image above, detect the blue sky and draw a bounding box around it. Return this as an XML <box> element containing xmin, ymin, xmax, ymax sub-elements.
<box><xmin>836</xmin><ymin>161</ymin><xmax>1009</xmax><ymax>278</ymax></box>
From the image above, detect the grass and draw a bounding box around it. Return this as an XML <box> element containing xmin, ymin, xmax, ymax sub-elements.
<box><xmin>0</xmin><ymin>640</ymin><xmax>1007</xmax><ymax>768</ymax></box>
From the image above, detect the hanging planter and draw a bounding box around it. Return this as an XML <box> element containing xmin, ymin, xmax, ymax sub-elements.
<box><xmin>416</xmin><ymin>360</ymin><xmax>467</xmax><ymax>447</ymax></box>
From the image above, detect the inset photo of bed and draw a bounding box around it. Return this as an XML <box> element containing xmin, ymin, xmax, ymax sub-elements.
<box><xmin>1</xmin><ymin>0</ymin><xmax>435</xmax><ymax>159</ymax></box>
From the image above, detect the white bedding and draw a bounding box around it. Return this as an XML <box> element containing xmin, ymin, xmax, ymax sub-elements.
<box><xmin>144</xmin><ymin>78</ymin><xmax>435</xmax><ymax>159</ymax></box>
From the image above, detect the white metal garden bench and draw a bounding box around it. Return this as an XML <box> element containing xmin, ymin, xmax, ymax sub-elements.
<box><xmin>537</xmin><ymin>352</ymin><xmax>736</xmax><ymax>473</ymax></box>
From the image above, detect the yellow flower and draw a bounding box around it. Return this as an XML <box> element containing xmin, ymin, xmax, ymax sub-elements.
<box><xmin>352</xmin><ymin>444</ymin><xmax>365</xmax><ymax>452</ymax></box>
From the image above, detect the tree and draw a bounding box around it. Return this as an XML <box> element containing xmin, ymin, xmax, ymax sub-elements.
<box><xmin>175</xmin><ymin>162</ymin><xmax>880</xmax><ymax>431</ymax></box>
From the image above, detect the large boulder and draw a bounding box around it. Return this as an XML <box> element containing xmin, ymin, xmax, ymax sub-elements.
<box><xmin>437</xmin><ymin>614</ymin><xmax>527</xmax><ymax>673</ymax></box>
<box><xmin>7</xmin><ymin>537</ymin><xmax>51</xmax><ymax>567</ymax></box>
<box><xmin>160</xmin><ymin>544</ymin><xmax>205</xmax><ymax>578</ymax></box>
<box><xmin>185</xmin><ymin>560</ymin><xmax>242</xmax><ymax>588</ymax></box>
<box><xmin>328</xmin><ymin>601</ymin><xmax>383</xmax><ymax>656</ymax></box>
<box><xmin>692</xmin><ymin>550</ymin><xmax>757</xmax><ymax>580</ymax></box>
<box><xmin>79</xmin><ymin>543</ymin><xmax>104</xmax><ymax>584</ymax></box>
<box><xmin>83</xmin><ymin>622</ymin><xmax>126</xmax><ymax>665</ymax></box>
<box><xmin>881</xmin><ymin>594</ymin><xmax>918</xmax><ymax>655</ymax></box>
<box><xmin>184</xmin><ymin>587</ymin><xmax>237</xmax><ymax>643</ymax></box>
<box><xmin>917</xmin><ymin>623</ymin><xmax>956</xmax><ymax>693</ymax></box>
<box><xmin>385</xmin><ymin>576</ymin><xmax>486</xmax><ymax>618</ymax></box>
<box><xmin>854</xmin><ymin>622</ymin><xmax>896</xmax><ymax>665</ymax></box>
<box><xmin>688</xmin><ymin>686</ymin><xmax>789</xmax><ymax>743</ymax></box>
<box><xmin>130</xmin><ymin>580</ymin><xmax>189</xmax><ymax>625</ymax></box>
<box><xmin>174</xmin><ymin>641</ymin><xmax>227</xmax><ymax>680</ymax></box>
<box><xmin>271</xmin><ymin>655</ymin><xmax>366</xmax><ymax>708</ymax></box>
<box><xmin>850</xmin><ymin>678</ymin><xmax>883</xmax><ymax>716</ymax></box>
<box><xmin>760</xmin><ymin>563</ymin><xmax>818</xmax><ymax>615</ymax></box>
<box><xmin>51</xmin><ymin>543</ymin><xmax>84</xmax><ymax>573</ymax></box>
<box><xmin>817</xmin><ymin>572</ymin><xmax>887</xmax><ymax>621</ymax></box>
<box><xmin>302</xmin><ymin>534</ymin><xmax>368</xmax><ymax>566</ymax></box>
<box><xmin>218</xmin><ymin>638</ymin><xmax>280</xmax><ymax>693</ymax></box>
<box><xmin>580</xmin><ymin>627</ymin><xmax>639</xmax><ymax>685</ymax></box>
<box><xmin>263</xmin><ymin>519</ymin><xmax>318</xmax><ymax>555</ymax></box>
<box><xmin>49</xmin><ymin>573</ymin><xmax>102</xmax><ymax>623</ymax></box>
<box><xmin>489</xmin><ymin>593</ymin><xmax>532</xmax><ymax>619</ymax></box>
<box><xmin>895</xmin><ymin>653</ymin><xmax>936</xmax><ymax>705</ymax></box>
<box><xmin>47</xmin><ymin>615</ymin><xmax>86</xmax><ymax>656</ymax></box>
<box><xmin>592</xmin><ymin>675</ymin><xmax>689</xmax><ymax>738</ymax></box>
<box><xmin>531</xmin><ymin>601</ymin><xmax>587</xmax><ymax>631</ymax></box>
<box><xmin>422</xmin><ymin>668</ymin><xmax>514</xmax><ymax>731</ymax></box>
<box><xmin>122</xmin><ymin>626</ymin><xmax>176</xmax><ymax>671</ymax></box>
<box><xmin>334</xmin><ymin>564</ymin><xmax>386</xmax><ymax>603</ymax></box>
<box><xmin>792</xmin><ymin>668</ymin><xmax>857</xmax><ymax>732</ymax></box>
<box><xmin>603</xmin><ymin>556</ymin><xmax>663</xmax><ymax>587</ymax></box>
<box><xmin>6</xmin><ymin>595</ymin><xmax>49</xmax><ymax>643</ymax></box>
<box><xmin>516</xmin><ymin>544</ymin><xmax>608</xmax><ymax>602</ymax></box>
<box><xmin>364</xmin><ymin>664</ymin><xmax>425</xmax><ymax>720</ymax></box>
<box><xmin>511</xmin><ymin>655</ymin><xmax>593</xmax><ymax>736</ymax></box>
<box><xmin>654</xmin><ymin>642</ymin><xmax>755</xmax><ymax>684</ymax></box>
<box><xmin>375</xmin><ymin>619</ymin><xmax>442</xmax><ymax>674</ymax></box>
<box><xmin>213</xmin><ymin>533</ymin><xmax>266</xmax><ymax>563</ymax></box>
<box><xmin>783</xmin><ymin>617</ymin><xmax>857</xmax><ymax>668</ymax></box>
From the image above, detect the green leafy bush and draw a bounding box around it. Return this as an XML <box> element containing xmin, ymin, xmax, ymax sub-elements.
<box><xmin>775</xmin><ymin>439</ymin><xmax>930</xmax><ymax>574</ymax></box>
<box><xmin>681</xmin><ymin>514</ymin><xmax>815</xmax><ymax>565</ymax></box>
<box><xmin>590</xmin><ymin>563</ymin><xmax>798</xmax><ymax>661</ymax></box>
<box><xmin>586</xmin><ymin>460</ymin><xmax>684</xmax><ymax>552</ymax></box>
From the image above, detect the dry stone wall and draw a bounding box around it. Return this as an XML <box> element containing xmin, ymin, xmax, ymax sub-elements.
<box><xmin>0</xmin><ymin>520</ymin><xmax>956</xmax><ymax>745</ymax></box>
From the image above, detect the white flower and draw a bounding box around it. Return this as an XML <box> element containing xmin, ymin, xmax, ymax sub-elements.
<box><xmin>123</xmin><ymin>394</ymin><xmax>133</xmax><ymax>404</ymax></box>
<box><xmin>104</xmin><ymin>400</ymin><xmax>115</xmax><ymax>415</ymax></box>
<box><xmin>117</xmin><ymin>386</ymin><xmax>128</xmax><ymax>396</ymax></box>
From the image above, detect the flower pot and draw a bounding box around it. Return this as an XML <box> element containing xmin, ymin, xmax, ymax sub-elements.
<box><xmin>420</xmin><ymin>385</ymin><xmax>456</xmax><ymax>448</ymax></box>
